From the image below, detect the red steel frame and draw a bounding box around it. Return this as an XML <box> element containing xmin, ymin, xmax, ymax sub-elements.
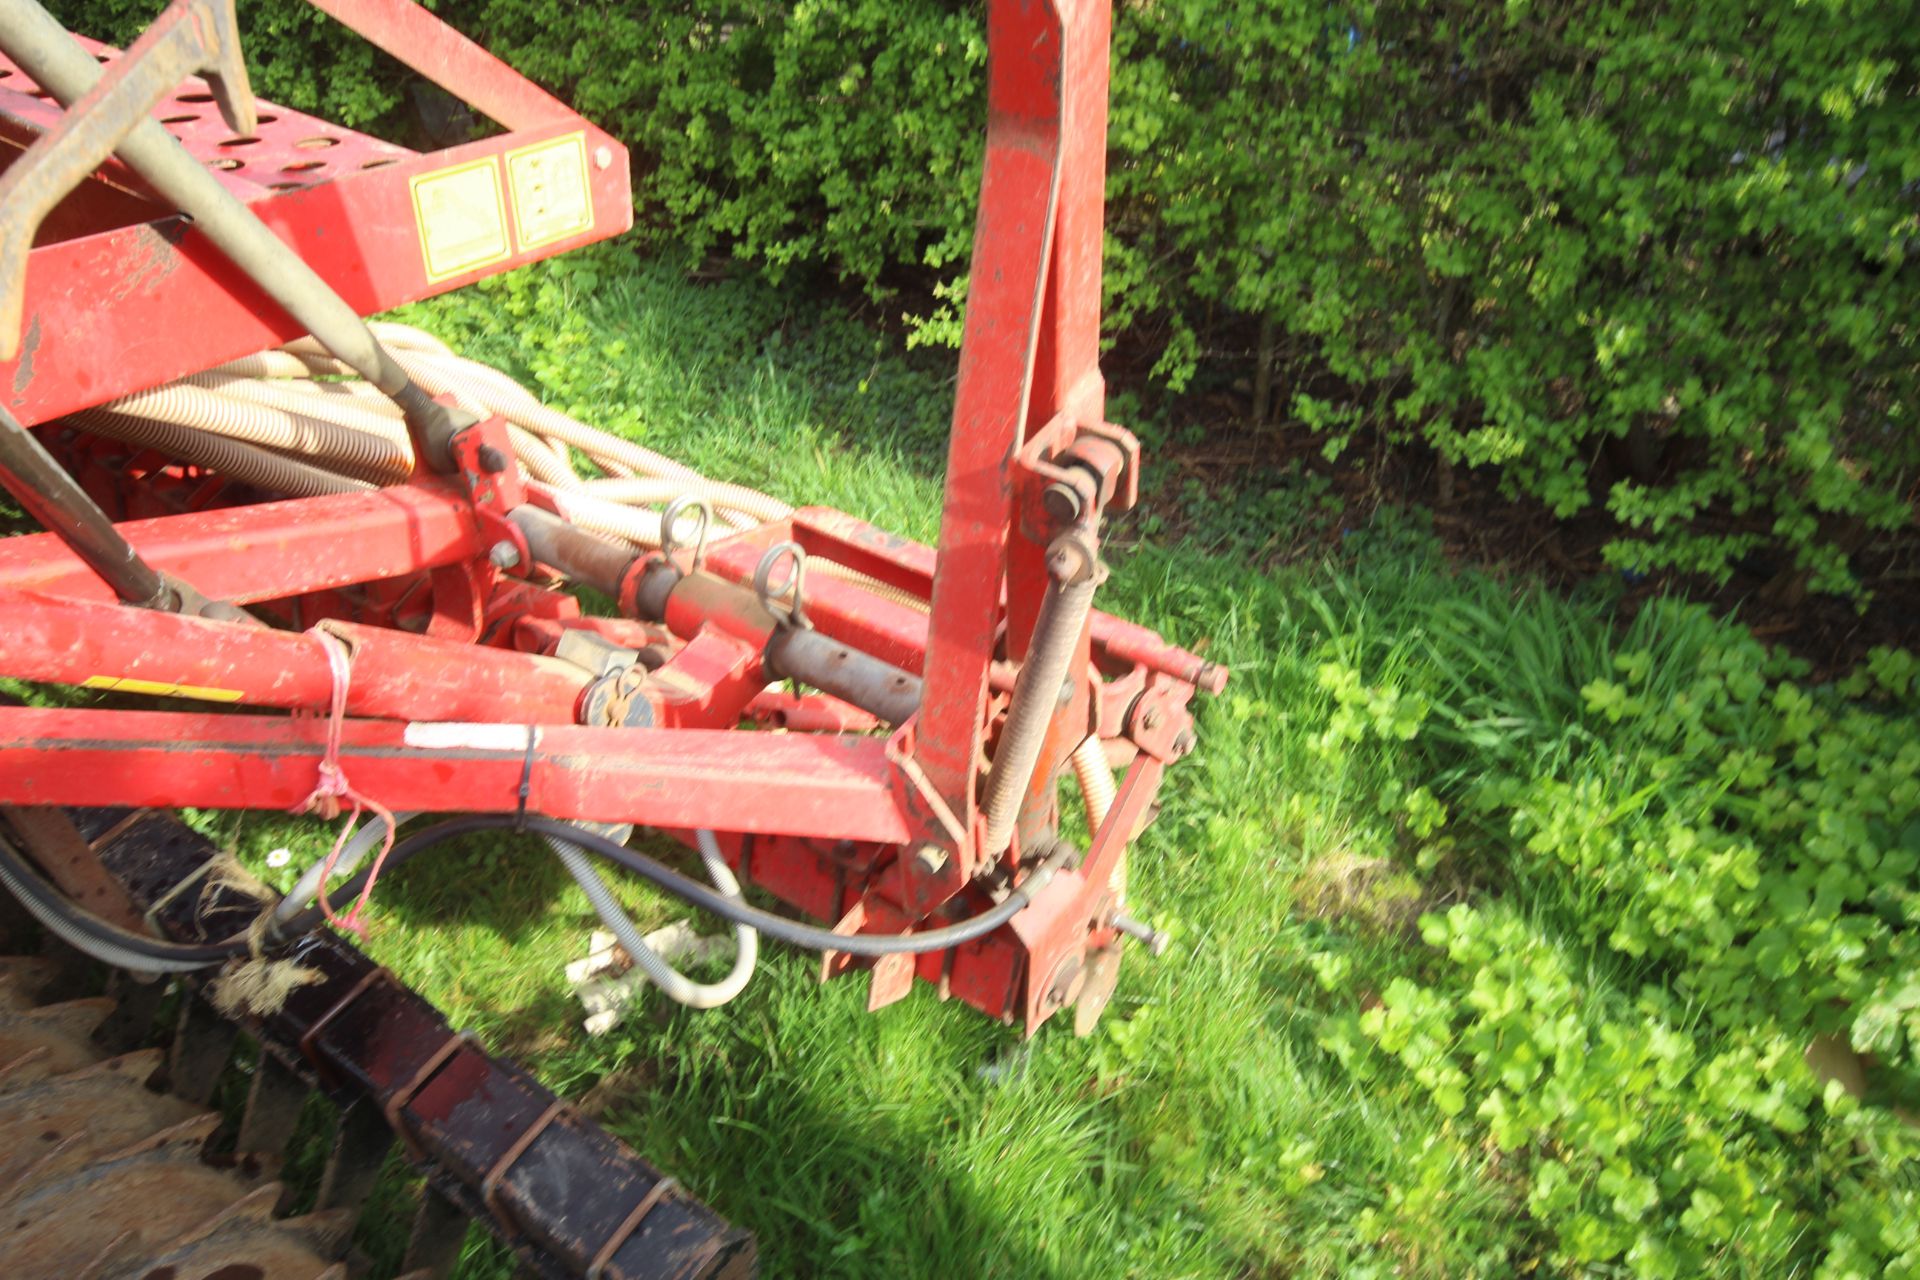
<box><xmin>0</xmin><ymin>0</ymin><xmax>633</xmax><ymax>427</ymax></box>
<box><xmin>0</xmin><ymin>0</ymin><xmax>1223</xmax><ymax>1033</ymax></box>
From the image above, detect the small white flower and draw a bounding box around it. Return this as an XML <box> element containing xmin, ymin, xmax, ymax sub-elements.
<box><xmin>265</xmin><ymin>847</ymin><xmax>292</xmax><ymax>869</ymax></box>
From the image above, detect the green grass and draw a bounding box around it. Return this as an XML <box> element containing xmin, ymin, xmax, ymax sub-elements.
<box><xmin>175</xmin><ymin>247</ymin><xmax>1919</xmax><ymax>1279</ymax></box>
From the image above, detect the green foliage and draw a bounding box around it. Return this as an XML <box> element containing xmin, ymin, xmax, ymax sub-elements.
<box><xmin>1113</xmin><ymin>0</ymin><xmax>1920</xmax><ymax>596</ymax></box>
<box><xmin>48</xmin><ymin>0</ymin><xmax>1919</xmax><ymax>589</ymax></box>
<box><xmin>1299</xmin><ymin>572</ymin><xmax>1920</xmax><ymax>1278</ymax></box>
<box><xmin>48</xmin><ymin>0</ymin><xmax>404</xmax><ymax>126</ymax></box>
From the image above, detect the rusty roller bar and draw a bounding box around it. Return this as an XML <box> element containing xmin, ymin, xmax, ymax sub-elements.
<box><xmin>67</xmin><ymin>805</ymin><xmax>756</xmax><ymax>1280</ymax></box>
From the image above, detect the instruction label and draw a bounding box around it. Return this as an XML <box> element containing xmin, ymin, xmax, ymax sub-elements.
<box><xmin>411</xmin><ymin>158</ymin><xmax>511</xmax><ymax>282</ymax></box>
<box><xmin>506</xmin><ymin>132</ymin><xmax>594</xmax><ymax>250</ymax></box>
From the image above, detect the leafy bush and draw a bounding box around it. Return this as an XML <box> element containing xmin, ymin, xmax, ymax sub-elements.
<box><xmin>1300</xmin><ymin>572</ymin><xmax>1920</xmax><ymax>1277</ymax></box>
<box><xmin>1117</xmin><ymin>1</ymin><xmax>1920</xmax><ymax>601</ymax></box>
<box><xmin>50</xmin><ymin>0</ymin><xmax>1919</xmax><ymax>592</ymax></box>
<box><xmin>50</xmin><ymin>0</ymin><xmax>405</xmax><ymax>126</ymax></box>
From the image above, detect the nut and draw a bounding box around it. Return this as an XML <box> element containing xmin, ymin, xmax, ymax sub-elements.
<box><xmin>488</xmin><ymin>540</ymin><xmax>522</xmax><ymax>570</ymax></box>
<box><xmin>912</xmin><ymin>844</ymin><xmax>949</xmax><ymax>876</ymax></box>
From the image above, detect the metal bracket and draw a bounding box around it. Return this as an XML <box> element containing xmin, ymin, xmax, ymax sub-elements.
<box><xmin>659</xmin><ymin>495</ymin><xmax>711</xmax><ymax>574</ymax></box>
<box><xmin>0</xmin><ymin>0</ymin><xmax>255</xmax><ymax>358</ymax></box>
<box><xmin>752</xmin><ymin>540</ymin><xmax>812</xmax><ymax>631</ymax></box>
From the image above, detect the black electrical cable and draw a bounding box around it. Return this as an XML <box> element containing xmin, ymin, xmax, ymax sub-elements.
<box><xmin>0</xmin><ymin>813</ymin><xmax>1063</xmax><ymax>966</ymax></box>
<box><xmin>0</xmin><ymin>836</ymin><xmax>245</xmax><ymax>966</ymax></box>
<box><xmin>275</xmin><ymin>813</ymin><xmax>1066</xmax><ymax>957</ymax></box>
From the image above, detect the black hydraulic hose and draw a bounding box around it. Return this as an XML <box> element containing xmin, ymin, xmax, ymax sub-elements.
<box><xmin>0</xmin><ymin>835</ymin><xmax>243</xmax><ymax>967</ymax></box>
<box><xmin>2</xmin><ymin>814</ymin><xmax>1065</xmax><ymax>968</ymax></box>
<box><xmin>276</xmin><ymin>814</ymin><xmax>1068</xmax><ymax>957</ymax></box>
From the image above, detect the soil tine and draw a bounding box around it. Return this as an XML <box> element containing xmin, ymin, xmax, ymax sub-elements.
<box><xmin>93</xmin><ymin>969</ymin><xmax>168</xmax><ymax>1055</ymax></box>
<box><xmin>316</xmin><ymin>1099</ymin><xmax>393</xmax><ymax>1218</ymax></box>
<box><xmin>236</xmin><ymin>1051</ymin><xmax>311</xmax><ymax>1164</ymax></box>
<box><xmin>167</xmin><ymin>992</ymin><xmax>238</xmax><ymax>1106</ymax></box>
<box><xmin>401</xmin><ymin>1185</ymin><xmax>471</xmax><ymax>1277</ymax></box>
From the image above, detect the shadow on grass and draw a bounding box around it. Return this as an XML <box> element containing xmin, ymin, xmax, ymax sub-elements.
<box><xmin>362</xmin><ymin>830</ymin><xmax>576</xmax><ymax>940</ymax></box>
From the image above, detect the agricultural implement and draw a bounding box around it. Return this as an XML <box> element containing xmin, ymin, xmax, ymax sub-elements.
<box><xmin>0</xmin><ymin>0</ymin><xmax>1220</xmax><ymax>1275</ymax></box>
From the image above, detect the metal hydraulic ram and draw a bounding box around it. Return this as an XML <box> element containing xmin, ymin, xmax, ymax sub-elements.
<box><xmin>512</xmin><ymin>505</ymin><xmax>923</xmax><ymax>725</ymax></box>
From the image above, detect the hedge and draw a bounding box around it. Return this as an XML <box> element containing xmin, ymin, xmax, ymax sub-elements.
<box><xmin>50</xmin><ymin>1</ymin><xmax>1920</xmax><ymax>594</ymax></box>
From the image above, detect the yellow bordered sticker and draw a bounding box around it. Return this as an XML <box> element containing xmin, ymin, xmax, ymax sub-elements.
<box><xmin>506</xmin><ymin>132</ymin><xmax>594</xmax><ymax>250</ymax></box>
<box><xmin>410</xmin><ymin>158</ymin><xmax>511</xmax><ymax>283</ymax></box>
<box><xmin>81</xmin><ymin>675</ymin><xmax>244</xmax><ymax>703</ymax></box>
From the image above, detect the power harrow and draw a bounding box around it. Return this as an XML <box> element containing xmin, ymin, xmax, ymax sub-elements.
<box><xmin>0</xmin><ymin>0</ymin><xmax>1221</xmax><ymax>1275</ymax></box>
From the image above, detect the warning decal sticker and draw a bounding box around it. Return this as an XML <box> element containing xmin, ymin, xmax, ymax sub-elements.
<box><xmin>411</xmin><ymin>158</ymin><xmax>511</xmax><ymax>283</ymax></box>
<box><xmin>80</xmin><ymin>675</ymin><xmax>244</xmax><ymax>702</ymax></box>
<box><xmin>506</xmin><ymin>132</ymin><xmax>594</xmax><ymax>250</ymax></box>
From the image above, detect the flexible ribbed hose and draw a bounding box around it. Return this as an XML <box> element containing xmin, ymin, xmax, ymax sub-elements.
<box><xmin>549</xmin><ymin>827</ymin><xmax>758</xmax><ymax>1009</ymax></box>
<box><xmin>393</xmin><ymin>349</ymin><xmax>724</xmax><ymax>489</ymax></box>
<box><xmin>981</xmin><ymin>568</ymin><xmax>1101</xmax><ymax>856</ymax></box>
<box><xmin>70</xmin><ymin>409</ymin><xmax>371</xmax><ymax>497</ymax></box>
<box><xmin>183</xmin><ymin>373</ymin><xmax>414</xmax><ymax>438</ymax></box>
<box><xmin>102</xmin><ymin>334</ymin><xmax>934</xmax><ymax>624</ymax></box>
<box><xmin>1070</xmin><ymin>733</ymin><xmax>1123</xmax><ymax>903</ymax></box>
<box><xmin>367</xmin><ymin>321</ymin><xmax>458</xmax><ymax>358</ymax></box>
<box><xmin>105</xmin><ymin>383</ymin><xmax>411</xmax><ymax>485</ymax></box>
<box><xmin>505</xmin><ymin>427</ymin><xmax>582</xmax><ymax>489</ymax></box>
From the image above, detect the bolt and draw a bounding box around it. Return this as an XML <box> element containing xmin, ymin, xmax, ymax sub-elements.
<box><xmin>912</xmin><ymin>844</ymin><xmax>949</xmax><ymax>877</ymax></box>
<box><xmin>476</xmin><ymin>444</ymin><xmax>509</xmax><ymax>474</ymax></box>
<box><xmin>1112</xmin><ymin>912</ymin><xmax>1170</xmax><ymax>957</ymax></box>
<box><xmin>593</xmin><ymin>145</ymin><xmax>613</xmax><ymax>170</ymax></box>
<box><xmin>1042</xmin><ymin>481</ymin><xmax>1084</xmax><ymax>527</ymax></box>
<box><xmin>1141</xmin><ymin>707</ymin><xmax>1163</xmax><ymax>732</ymax></box>
<box><xmin>488</xmin><ymin>540</ymin><xmax>522</xmax><ymax>570</ymax></box>
<box><xmin>1171</xmin><ymin>728</ymin><xmax>1197</xmax><ymax>757</ymax></box>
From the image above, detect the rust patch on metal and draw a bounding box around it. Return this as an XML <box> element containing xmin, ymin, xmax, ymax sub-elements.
<box><xmin>2</xmin><ymin>805</ymin><xmax>145</xmax><ymax>929</ymax></box>
<box><xmin>10</xmin><ymin>315</ymin><xmax>38</xmax><ymax>398</ymax></box>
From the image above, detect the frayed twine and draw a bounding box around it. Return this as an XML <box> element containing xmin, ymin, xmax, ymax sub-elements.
<box><xmin>207</xmin><ymin>899</ymin><xmax>322</xmax><ymax>1018</ymax></box>
<box><xmin>290</xmin><ymin>625</ymin><xmax>397</xmax><ymax>938</ymax></box>
<box><xmin>208</xmin><ymin>954</ymin><xmax>324</xmax><ymax>1018</ymax></box>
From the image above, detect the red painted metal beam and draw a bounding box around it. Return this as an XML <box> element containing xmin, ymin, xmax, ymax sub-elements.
<box><xmin>0</xmin><ymin>12</ymin><xmax>632</xmax><ymax>425</ymax></box>
<box><xmin>0</xmin><ymin>591</ymin><xmax>590</xmax><ymax>722</ymax></box>
<box><xmin>0</xmin><ymin>481</ymin><xmax>485</xmax><ymax>603</ymax></box>
<box><xmin>913</xmin><ymin>0</ymin><xmax>1067</xmax><ymax>852</ymax></box>
<box><xmin>0</xmin><ymin>706</ymin><xmax>911</xmax><ymax>842</ymax></box>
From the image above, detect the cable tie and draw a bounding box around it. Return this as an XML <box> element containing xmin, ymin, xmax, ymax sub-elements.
<box><xmin>515</xmin><ymin>725</ymin><xmax>537</xmax><ymax>832</ymax></box>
